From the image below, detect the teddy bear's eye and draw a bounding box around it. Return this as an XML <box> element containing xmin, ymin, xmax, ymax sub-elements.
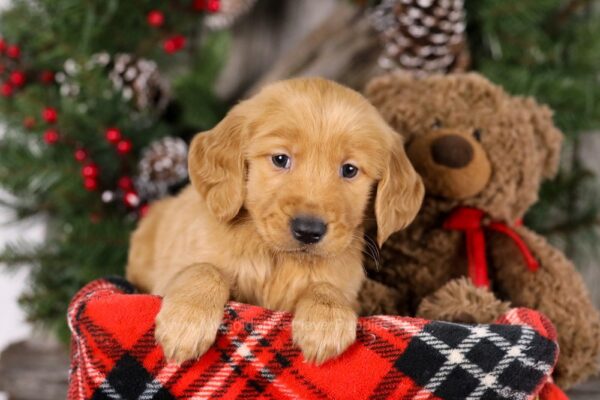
<box><xmin>432</xmin><ymin>119</ymin><xmax>443</xmax><ymax>129</ymax></box>
<box><xmin>473</xmin><ymin>129</ymin><xmax>483</xmax><ymax>142</ymax></box>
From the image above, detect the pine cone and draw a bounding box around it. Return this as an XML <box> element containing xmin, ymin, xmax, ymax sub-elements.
<box><xmin>369</xmin><ymin>0</ymin><xmax>469</xmax><ymax>75</ymax></box>
<box><xmin>109</xmin><ymin>54</ymin><xmax>171</xmax><ymax>114</ymax></box>
<box><xmin>56</xmin><ymin>53</ymin><xmax>171</xmax><ymax>114</ymax></box>
<box><xmin>204</xmin><ymin>0</ymin><xmax>258</xmax><ymax>30</ymax></box>
<box><xmin>134</xmin><ymin>137</ymin><xmax>189</xmax><ymax>202</ymax></box>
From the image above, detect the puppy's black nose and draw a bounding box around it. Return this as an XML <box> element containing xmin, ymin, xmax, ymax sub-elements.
<box><xmin>291</xmin><ymin>216</ymin><xmax>327</xmax><ymax>244</ymax></box>
<box><xmin>431</xmin><ymin>134</ymin><xmax>474</xmax><ymax>168</ymax></box>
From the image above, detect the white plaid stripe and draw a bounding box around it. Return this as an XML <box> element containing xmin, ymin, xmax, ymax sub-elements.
<box><xmin>227</xmin><ymin>312</ymin><xmax>301</xmax><ymax>399</ymax></box>
<box><xmin>139</xmin><ymin>380</ymin><xmax>164</xmax><ymax>400</ymax></box>
<box><xmin>70</xmin><ymin>342</ymin><xmax>85</xmax><ymax>400</ymax></box>
<box><xmin>501</xmin><ymin>309</ymin><xmax>555</xmax><ymax>400</ymax></box>
<box><xmin>382</xmin><ymin>316</ymin><xmax>548</xmax><ymax>400</ymax></box>
<box><xmin>189</xmin><ymin>312</ymin><xmax>293</xmax><ymax>399</ymax></box>
<box><xmin>152</xmin><ymin>363</ymin><xmax>180</xmax><ymax>388</ymax></box>
<box><xmin>465</xmin><ymin>327</ymin><xmax>536</xmax><ymax>400</ymax></box>
<box><xmin>80</xmin><ymin>333</ymin><xmax>114</xmax><ymax>388</ymax></box>
<box><xmin>379</xmin><ymin>316</ymin><xmax>424</xmax><ymax>335</ymax></box>
<box><xmin>137</xmin><ymin>363</ymin><xmax>180</xmax><ymax>400</ymax></box>
<box><xmin>97</xmin><ymin>381</ymin><xmax>124</xmax><ymax>399</ymax></box>
<box><xmin>68</xmin><ymin>282</ymin><xmax>123</xmax><ymax>400</ymax></box>
<box><xmin>229</xmin><ymin>314</ymin><xmax>301</xmax><ymax>400</ymax></box>
<box><xmin>504</xmin><ymin>308</ymin><xmax>532</xmax><ymax>328</ymax></box>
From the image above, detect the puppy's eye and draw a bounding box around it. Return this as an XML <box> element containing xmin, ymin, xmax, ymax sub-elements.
<box><xmin>432</xmin><ymin>119</ymin><xmax>443</xmax><ymax>129</ymax></box>
<box><xmin>271</xmin><ymin>154</ymin><xmax>291</xmax><ymax>169</ymax></box>
<box><xmin>340</xmin><ymin>163</ymin><xmax>359</xmax><ymax>179</ymax></box>
<box><xmin>473</xmin><ymin>129</ymin><xmax>483</xmax><ymax>142</ymax></box>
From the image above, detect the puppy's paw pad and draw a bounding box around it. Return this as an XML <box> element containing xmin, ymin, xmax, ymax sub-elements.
<box><xmin>155</xmin><ymin>302</ymin><xmax>223</xmax><ymax>364</ymax></box>
<box><xmin>292</xmin><ymin>306</ymin><xmax>357</xmax><ymax>365</ymax></box>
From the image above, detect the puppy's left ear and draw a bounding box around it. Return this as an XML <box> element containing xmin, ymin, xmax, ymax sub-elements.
<box><xmin>375</xmin><ymin>134</ymin><xmax>425</xmax><ymax>247</ymax></box>
<box><xmin>188</xmin><ymin>103</ymin><xmax>248</xmax><ymax>222</ymax></box>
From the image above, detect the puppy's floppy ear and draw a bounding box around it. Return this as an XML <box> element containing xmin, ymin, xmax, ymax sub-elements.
<box><xmin>375</xmin><ymin>133</ymin><xmax>425</xmax><ymax>247</ymax></box>
<box><xmin>188</xmin><ymin>104</ymin><xmax>248</xmax><ymax>222</ymax></box>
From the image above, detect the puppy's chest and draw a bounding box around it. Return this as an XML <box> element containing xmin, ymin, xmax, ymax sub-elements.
<box><xmin>230</xmin><ymin>256</ymin><xmax>318</xmax><ymax>312</ymax></box>
<box><xmin>230</xmin><ymin>256</ymin><xmax>274</xmax><ymax>305</ymax></box>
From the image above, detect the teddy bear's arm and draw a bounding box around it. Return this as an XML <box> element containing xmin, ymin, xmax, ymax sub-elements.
<box><xmin>489</xmin><ymin>226</ymin><xmax>600</xmax><ymax>388</ymax></box>
<box><xmin>357</xmin><ymin>278</ymin><xmax>406</xmax><ymax>316</ymax></box>
<box><xmin>416</xmin><ymin>277</ymin><xmax>510</xmax><ymax>323</ymax></box>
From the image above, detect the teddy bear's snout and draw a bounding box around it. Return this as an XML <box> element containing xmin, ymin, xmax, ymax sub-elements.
<box><xmin>406</xmin><ymin>129</ymin><xmax>492</xmax><ymax>199</ymax></box>
<box><xmin>430</xmin><ymin>134</ymin><xmax>474</xmax><ymax>169</ymax></box>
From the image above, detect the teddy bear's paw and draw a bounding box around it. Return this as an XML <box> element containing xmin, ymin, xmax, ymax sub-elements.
<box><xmin>155</xmin><ymin>299</ymin><xmax>223</xmax><ymax>364</ymax></box>
<box><xmin>417</xmin><ymin>278</ymin><xmax>510</xmax><ymax>324</ymax></box>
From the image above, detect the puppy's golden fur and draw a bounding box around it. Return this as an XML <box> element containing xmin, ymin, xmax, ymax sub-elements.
<box><xmin>126</xmin><ymin>78</ymin><xmax>424</xmax><ymax>364</ymax></box>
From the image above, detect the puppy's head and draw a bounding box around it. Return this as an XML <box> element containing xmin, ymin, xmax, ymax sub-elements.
<box><xmin>189</xmin><ymin>78</ymin><xmax>423</xmax><ymax>256</ymax></box>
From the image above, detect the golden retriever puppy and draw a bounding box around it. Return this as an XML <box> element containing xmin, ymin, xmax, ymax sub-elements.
<box><xmin>126</xmin><ymin>77</ymin><xmax>424</xmax><ymax>365</ymax></box>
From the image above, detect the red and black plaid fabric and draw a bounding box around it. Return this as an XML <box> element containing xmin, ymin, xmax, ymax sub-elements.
<box><xmin>68</xmin><ymin>277</ymin><xmax>562</xmax><ymax>400</ymax></box>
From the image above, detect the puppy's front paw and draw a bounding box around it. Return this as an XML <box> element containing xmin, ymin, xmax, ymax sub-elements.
<box><xmin>155</xmin><ymin>300</ymin><xmax>223</xmax><ymax>364</ymax></box>
<box><xmin>292</xmin><ymin>304</ymin><xmax>357</xmax><ymax>365</ymax></box>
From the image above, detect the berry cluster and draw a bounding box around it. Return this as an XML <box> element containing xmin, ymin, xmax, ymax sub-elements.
<box><xmin>24</xmin><ymin>103</ymin><xmax>143</xmax><ymax>214</ymax></box>
<box><xmin>146</xmin><ymin>0</ymin><xmax>221</xmax><ymax>54</ymax></box>
<box><xmin>75</xmin><ymin>127</ymin><xmax>141</xmax><ymax>212</ymax></box>
<box><xmin>0</xmin><ymin>38</ymin><xmax>56</xmax><ymax>98</ymax></box>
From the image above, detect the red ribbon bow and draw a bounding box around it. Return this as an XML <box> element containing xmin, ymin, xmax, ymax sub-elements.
<box><xmin>443</xmin><ymin>207</ymin><xmax>539</xmax><ymax>288</ymax></box>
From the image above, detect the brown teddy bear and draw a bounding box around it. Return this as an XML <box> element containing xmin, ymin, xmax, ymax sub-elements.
<box><xmin>361</xmin><ymin>72</ymin><xmax>600</xmax><ymax>388</ymax></box>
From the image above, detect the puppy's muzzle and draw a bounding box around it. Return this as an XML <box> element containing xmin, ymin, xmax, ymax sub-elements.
<box><xmin>291</xmin><ymin>216</ymin><xmax>327</xmax><ymax>244</ymax></box>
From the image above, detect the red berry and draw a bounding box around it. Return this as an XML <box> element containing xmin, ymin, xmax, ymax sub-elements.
<box><xmin>74</xmin><ymin>148</ymin><xmax>88</xmax><ymax>162</ymax></box>
<box><xmin>147</xmin><ymin>10</ymin><xmax>165</xmax><ymax>27</ymax></box>
<box><xmin>193</xmin><ymin>0</ymin><xmax>219</xmax><ymax>11</ymax></box>
<box><xmin>1</xmin><ymin>82</ymin><xmax>14</xmax><ymax>97</ymax></box>
<box><xmin>6</xmin><ymin>45</ymin><xmax>20</xmax><ymax>59</ymax></box>
<box><xmin>40</xmin><ymin>70</ymin><xmax>55</xmax><ymax>84</ymax></box>
<box><xmin>206</xmin><ymin>0</ymin><xmax>220</xmax><ymax>12</ymax></box>
<box><xmin>42</xmin><ymin>107</ymin><xmax>58</xmax><ymax>123</ymax></box>
<box><xmin>10</xmin><ymin>71</ymin><xmax>26</xmax><ymax>87</ymax></box>
<box><xmin>105</xmin><ymin>127</ymin><xmax>122</xmax><ymax>143</ymax></box>
<box><xmin>0</xmin><ymin>39</ymin><xmax>5</xmax><ymax>53</ymax></box>
<box><xmin>172</xmin><ymin>35</ymin><xmax>186</xmax><ymax>49</ymax></box>
<box><xmin>23</xmin><ymin>116</ymin><xmax>36</xmax><ymax>129</ymax></box>
<box><xmin>83</xmin><ymin>178</ymin><xmax>99</xmax><ymax>191</ymax></box>
<box><xmin>118</xmin><ymin>176</ymin><xmax>133</xmax><ymax>190</ymax></box>
<box><xmin>163</xmin><ymin>35</ymin><xmax>186</xmax><ymax>54</ymax></box>
<box><xmin>82</xmin><ymin>163</ymin><xmax>99</xmax><ymax>179</ymax></box>
<box><xmin>43</xmin><ymin>129</ymin><xmax>60</xmax><ymax>144</ymax></box>
<box><xmin>163</xmin><ymin>39</ymin><xmax>176</xmax><ymax>54</ymax></box>
<box><xmin>116</xmin><ymin>139</ymin><xmax>133</xmax><ymax>154</ymax></box>
<box><xmin>124</xmin><ymin>190</ymin><xmax>140</xmax><ymax>207</ymax></box>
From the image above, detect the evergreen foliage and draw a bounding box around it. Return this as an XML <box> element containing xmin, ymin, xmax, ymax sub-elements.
<box><xmin>465</xmin><ymin>0</ymin><xmax>600</xmax><ymax>261</ymax></box>
<box><xmin>0</xmin><ymin>0</ymin><xmax>228</xmax><ymax>340</ymax></box>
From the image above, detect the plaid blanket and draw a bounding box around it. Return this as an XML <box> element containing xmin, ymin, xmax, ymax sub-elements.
<box><xmin>68</xmin><ymin>277</ymin><xmax>564</xmax><ymax>400</ymax></box>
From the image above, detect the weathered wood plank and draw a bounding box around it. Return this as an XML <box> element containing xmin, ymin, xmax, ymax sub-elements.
<box><xmin>567</xmin><ymin>376</ymin><xmax>600</xmax><ymax>400</ymax></box>
<box><xmin>245</xmin><ymin>1</ymin><xmax>384</xmax><ymax>96</ymax></box>
<box><xmin>0</xmin><ymin>338</ymin><xmax>69</xmax><ymax>400</ymax></box>
<box><xmin>214</xmin><ymin>0</ymin><xmax>339</xmax><ymax>101</ymax></box>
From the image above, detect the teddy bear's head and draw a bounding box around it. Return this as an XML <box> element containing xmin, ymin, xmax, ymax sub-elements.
<box><xmin>365</xmin><ymin>73</ymin><xmax>563</xmax><ymax>222</ymax></box>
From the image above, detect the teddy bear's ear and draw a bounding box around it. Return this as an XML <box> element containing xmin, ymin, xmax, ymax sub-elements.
<box><xmin>518</xmin><ymin>97</ymin><xmax>564</xmax><ymax>179</ymax></box>
<box><xmin>364</xmin><ymin>72</ymin><xmax>418</xmax><ymax>111</ymax></box>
